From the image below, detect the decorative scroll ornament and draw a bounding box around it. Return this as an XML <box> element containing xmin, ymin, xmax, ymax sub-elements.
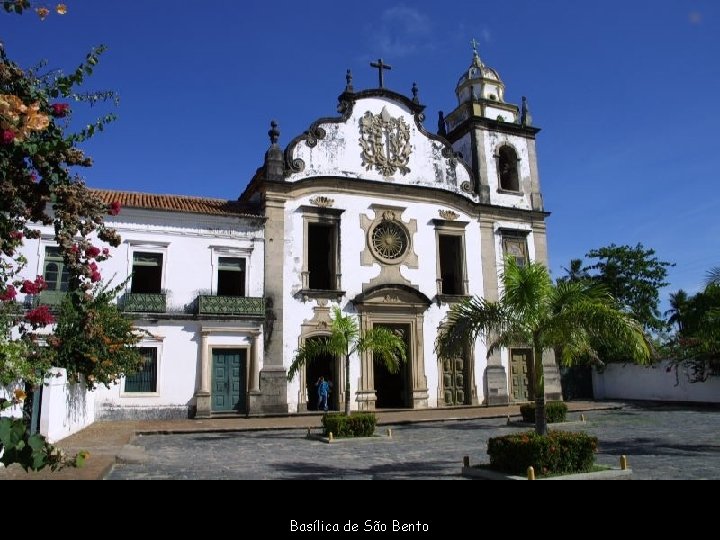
<box><xmin>439</xmin><ymin>210</ymin><xmax>460</xmax><ymax>221</ymax></box>
<box><xmin>309</xmin><ymin>196</ymin><xmax>335</xmax><ymax>208</ymax></box>
<box><xmin>359</xmin><ymin>106</ymin><xmax>412</xmax><ymax>176</ymax></box>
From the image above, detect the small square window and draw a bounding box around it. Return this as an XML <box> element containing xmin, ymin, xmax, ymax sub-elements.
<box><xmin>131</xmin><ymin>252</ymin><xmax>163</xmax><ymax>294</ymax></box>
<box><xmin>125</xmin><ymin>347</ymin><xmax>158</xmax><ymax>393</ymax></box>
<box><xmin>217</xmin><ymin>257</ymin><xmax>246</xmax><ymax>296</ymax></box>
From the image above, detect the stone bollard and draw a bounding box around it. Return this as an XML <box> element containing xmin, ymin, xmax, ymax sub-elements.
<box><xmin>527</xmin><ymin>466</ymin><xmax>535</xmax><ymax>480</ymax></box>
<box><xmin>620</xmin><ymin>455</ymin><xmax>628</xmax><ymax>470</ymax></box>
<box><xmin>386</xmin><ymin>428</ymin><xmax>392</xmax><ymax>438</ymax></box>
<box><xmin>580</xmin><ymin>413</ymin><xmax>586</xmax><ymax>422</ymax></box>
<box><xmin>463</xmin><ymin>456</ymin><xmax>470</xmax><ymax>467</ymax></box>
<box><xmin>307</xmin><ymin>428</ymin><xmax>311</xmax><ymax>438</ymax></box>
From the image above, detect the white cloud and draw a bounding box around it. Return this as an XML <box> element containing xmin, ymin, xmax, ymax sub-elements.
<box><xmin>368</xmin><ymin>5</ymin><xmax>434</xmax><ymax>59</ymax></box>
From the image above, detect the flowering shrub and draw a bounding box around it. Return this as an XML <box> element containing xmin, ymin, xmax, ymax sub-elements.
<box><xmin>52</xmin><ymin>281</ymin><xmax>144</xmax><ymax>390</ymax></box>
<box><xmin>1</xmin><ymin>9</ymin><xmax>142</xmax><ymax>471</ymax></box>
<box><xmin>487</xmin><ymin>430</ymin><xmax>598</xmax><ymax>476</ymax></box>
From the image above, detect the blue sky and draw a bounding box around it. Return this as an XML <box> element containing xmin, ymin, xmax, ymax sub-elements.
<box><xmin>2</xmin><ymin>1</ymin><xmax>718</xmax><ymax>307</ymax></box>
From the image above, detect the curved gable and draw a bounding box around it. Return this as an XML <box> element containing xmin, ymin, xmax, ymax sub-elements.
<box><xmin>283</xmin><ymin>90</ymin><xmax>477</xmax><ymax>202</ymax></box>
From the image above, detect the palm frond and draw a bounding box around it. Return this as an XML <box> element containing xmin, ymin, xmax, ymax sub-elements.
<box><xmin>436</xmin><ymin>296</ymin><xmax>506</xmax><ymax>359</ymax></box>
<box><xmin>328</xmin><ymin>306</ymin><xmax>359</xmax><ymax>356</ymax></box>
<box><xmin>358</xmin><ymin>327</ymin><xmax>407</xmax><ymax>374</ymax></box>
<box><xmin>706</xmin><ymin>267</ymin><xmax>720</xmax><ymax>288</ymax></box>
<box><xmin>287</xmin><ymin>337</ymin><xmax>332</xmax><ymax>382</ymax></box>
<box><xmin>502</xmin><ymin>257</ymin><xmax>553</xmax><ymax>319</ymax></box>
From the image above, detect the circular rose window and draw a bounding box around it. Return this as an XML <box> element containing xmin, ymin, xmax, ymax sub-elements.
<box><xmin>370</xmin><ymin>221</ymin><xmax>409</xmax><ymax>261</ymax></box>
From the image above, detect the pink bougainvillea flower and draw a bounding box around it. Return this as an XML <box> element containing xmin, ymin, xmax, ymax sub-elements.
<box><xmin>2</xmin><ymin>129</ymin><xmax>15</xmax><ymax>144</ymax></box>
<box><xmin>0</xmin><ymin>285</ymin><xmax>17</xmax><ymax>302</ymax></box>
<box><xmin>20</xmin><ymin>279</ymin><xmax>39</xmax><ymax>295</ymax></box>
<box><xmin>24</xmin><ymin>305</ymin><xmax>55</xmax><ymax>326</ymax></box>
<box><xmin>50</xmin><ymin>103</ymin><xmax>70</xmax><ymax>118</ymax></box>
<box><xmin>108</xmin><ymin>201</ymin><xmax>121</xmax><ymax>216</ymax></box>
<box><xmin>33</xmin><ymin>275</ymin><xmax>48</xmax><ymax>292</ymax></box>
<box><xmin>85</xmin><ymin>246</ymin><xmax>101</xmax><ymax>258</ymax></box>
<box><xmin>91</xmin><ymin>271</ymin><xmax>102</xmax><ymax>283</ymax></box>
<box><xmin>102</xmin><ymin>247</ymin><xmax>110</xmax><ymax>257</ymax></box>
<box><xmin>9</xmin><ymin>230</ymin><xmax>23</xmax><ymax>240</ymax></box>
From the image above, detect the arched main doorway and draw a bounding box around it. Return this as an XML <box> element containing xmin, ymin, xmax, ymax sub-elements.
<box><xmin>373</xmin><ymin>323</ymin><xmax>411</xmax><ymax>408</ymax></box>
<box><xmin>303</xmin><ymin>336</ymin><xmax>339</xmax><ymax>411</ymax></box>
<box><xmin>353</xmin><ymin>284</ymin><xmax>431</xmax><ymax>410</ymax></box>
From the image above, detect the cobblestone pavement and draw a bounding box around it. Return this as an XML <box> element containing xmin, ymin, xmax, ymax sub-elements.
<box><xmin>107</xmin><ymin>404</ymin><xmax>720</xmax><ymax>480</ymax></box>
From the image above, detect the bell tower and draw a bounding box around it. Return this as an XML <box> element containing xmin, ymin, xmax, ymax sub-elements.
<box><xmin>440</xmin><ymin>45</ymin><xmax>562</xmax><ymax>405</ymax></box>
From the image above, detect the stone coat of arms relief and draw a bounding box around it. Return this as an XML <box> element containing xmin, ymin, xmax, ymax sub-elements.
<box><xmin>359</xmin><ymin>106</ymin><xmax>412</xmax><ymax>176</ymax></box>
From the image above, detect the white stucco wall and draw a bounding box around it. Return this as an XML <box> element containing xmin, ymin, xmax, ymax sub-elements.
<box><xmin>14</xmin><ymin>207</ymin><xmax>265</xmax><ymax>419</ymax></box>
<box><xmin>39</xmin><ymin>368</ymin><xmax>95</xmax><ymax>443</ymax></box>
<box><xmin>17</xmin><ymin>208</ymin><xmax>264</xmax><ymax>312</ymax></box>
<box><xmin>592</xmin><ymin>361</ymin><xmax>720</xmax><ymax>403</ymax></box>
<box><xmin>282</xmin><ymin>191</ymin><xmax>491</xmax><ymax>410</ymax></box>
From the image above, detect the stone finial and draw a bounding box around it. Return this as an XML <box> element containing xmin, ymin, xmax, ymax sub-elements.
<box><xmin>437</xmin><ymin>111</ymin><xmax>447</xmax><ymax>137</ymax></box>
<box><xmin>411</xmin><ymin>82</ymin><xmax>420</xmax><ymax>104</ymax></box>
<box><xmin>268</xmin><ymin>120</ymin><xmax>280</xmax><ymax>146</ymax></box>
<box><xmin>265</xmin><ymin>120</ymin><xmax>284</xmax><ymax>181</ymax></box>
<box><xmin>345</xmin><ymin>69</ymin><xmax>354</xmax><ymax>93</ymax></box>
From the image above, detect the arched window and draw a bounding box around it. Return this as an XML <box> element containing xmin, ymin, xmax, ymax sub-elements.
<box><xmin>498</xmin><ymin>146</ymin><xmax>520</xmax><ymax>192</ymax></box>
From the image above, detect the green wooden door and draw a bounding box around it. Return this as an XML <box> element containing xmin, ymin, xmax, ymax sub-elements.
<box><xmin>212</xmin><ymin>349</ymin><xmax>247</xmax><ymax>413</ymax></box>
<box><xmin>443</xmin><ymin>356</ymin><xmax>467</xmax><ymax>405</ymax></box>
<box><xmin>510</xmin><ymin>349</ymin><xmax>533</xmax><ymax>402</ymax></box>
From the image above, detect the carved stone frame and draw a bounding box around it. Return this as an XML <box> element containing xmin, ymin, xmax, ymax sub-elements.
<box><xmin>353</xmin><ymin>285</ymin><xmax>430</xmax><ymax>410</ymax></box>
<box><xmin>299</xmin><ymin>205</ymin><xmax>345</xmax><ymax>301</ymax></box>
<box><xmin>296</xmin><ymin>301</ymin><xmax>343</xmax><ymax>412</ymax></box>
<box><xmin>432</xmin><ymin>217</ymin><xmax>470</xmax><ymax>302</ymax></box>
<box><xmin>360</xmin><ymin>204</ymin><xmax>418</xmax><ymax>290</ymax></box>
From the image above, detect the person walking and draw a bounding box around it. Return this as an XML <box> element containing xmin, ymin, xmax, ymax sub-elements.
<box><xmin>316</xmin><ymin>376</ymin><xmax>330</xmax><ymax>411</ymax></box>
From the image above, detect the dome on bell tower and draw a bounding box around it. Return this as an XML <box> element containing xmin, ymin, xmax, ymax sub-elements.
<box><xmin>455</xmin><ymin>49</ymin><xmax>506</xmax><ymax>105</ymax></box>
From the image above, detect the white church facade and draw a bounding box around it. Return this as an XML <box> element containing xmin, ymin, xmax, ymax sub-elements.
<box><xmin>19</xmin><ymin>50</ymin><xmax>561</xmax><ymax>419</ymax></box>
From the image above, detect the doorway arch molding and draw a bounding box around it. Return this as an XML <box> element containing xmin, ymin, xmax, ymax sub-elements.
<box><xmin>352</xmin><ymin>284</ymin><xmax>431</xmax><ymax>410</ymax></box>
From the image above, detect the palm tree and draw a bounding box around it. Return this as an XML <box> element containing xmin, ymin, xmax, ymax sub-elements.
<box><xmin>436</xmin><ymin>258</ymin><xmax>651</xmax><ymax>436</ymax></box>
<box><xmin>559</xmin><ymin>258</ymin><xmax>588</xmax><ymax>283</ymax></box>
<box><xmin>706</xmin><ymin>267</ymin><xmax>720</xmax><ymax>288</ymax></box>
<box><xmin>287</xmin><ymin>306</ymin><xmax>407</xmax><ymax>415</ymax></box>
<box><xmin>665</xmin><ymin>289</ymin><xmax>689</xmax><ymax>334</ymax></box>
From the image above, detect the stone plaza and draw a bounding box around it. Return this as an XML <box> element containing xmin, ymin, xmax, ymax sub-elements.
<box><xmin>106</xmin><ymin>403</ymin><xmax>720</xmax><ymax>480</ymax></box>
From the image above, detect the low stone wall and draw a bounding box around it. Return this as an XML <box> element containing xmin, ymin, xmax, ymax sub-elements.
<box><xmin>592</xmin><ymin>360</ymin><xmax>720</xmax><ymax>403</ymax></box>
<box><xmin>95</xmin><ymin>403</ymin><xmax>189</xmax><ymax>421</ymax></box>
<box><xmin>40</xmin><ymin>368</ymin><xmax>95</xmax><ymax>443</ymax></box>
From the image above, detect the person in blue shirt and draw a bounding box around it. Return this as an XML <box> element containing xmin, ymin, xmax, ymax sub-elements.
<box><xmin>316</xmin><ymin>376</ymin><xmax>330</xmax><ymax>411</ymax></box>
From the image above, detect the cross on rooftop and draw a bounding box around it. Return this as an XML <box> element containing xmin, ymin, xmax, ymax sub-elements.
<box><xmin>370</xmin><ymin>58</ymin><xmax>392</xmax><ymax>88</ymax></box>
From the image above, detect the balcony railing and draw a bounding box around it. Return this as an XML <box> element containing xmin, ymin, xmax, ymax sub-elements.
<box><xmin>197</xmin><ymin>295</ymin><xmax>265</xmax><ymax>316</ymax></box>
<box><xmin>35</xmin><ymin>290</ymin><xmax>67</xmax><ymax>308</ymax></box>
<box><xmin>120</xmin><ymin>293</ymin><xmax>167</xmax><ymax>313</ymax></box>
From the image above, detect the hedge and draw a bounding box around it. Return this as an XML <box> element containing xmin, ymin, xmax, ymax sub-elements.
<box><xmin>519</xmin><ymin>401</ymin><xmax>568</xmax><ymax>423</ymax></box>
<box><xmin>487</xmin><ymin>430</ymin><xmax>598</xmax><ymax>476</ymax></box>
<box><xmin>321</xmin><ymin>412</ymin><xmax>377</xmax><ymax>438</ymax></box>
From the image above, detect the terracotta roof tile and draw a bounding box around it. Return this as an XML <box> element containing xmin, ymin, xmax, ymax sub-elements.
<box><xmin>91</xmin><ymin>189</ymin><xmax>262</xmax><ymax>218</ymax></box>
